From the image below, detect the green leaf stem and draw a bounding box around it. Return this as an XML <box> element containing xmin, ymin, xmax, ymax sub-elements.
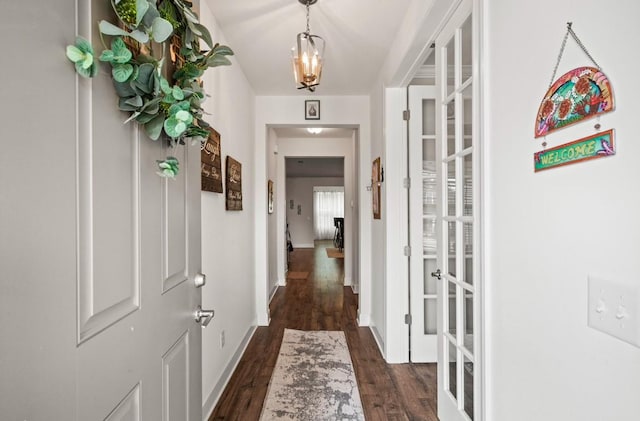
<box><xmin>156</xmin><ymin>156</ymin><xmax>179</xmax><ymax>178</ymax></box>
<box><xmin>65</xmin><ymin>37</ymin><xmax>98</xmax><ymax>78</ymax></box>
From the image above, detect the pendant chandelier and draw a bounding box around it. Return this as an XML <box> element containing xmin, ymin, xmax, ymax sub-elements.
<box><xmin>291</xmin><ymin>0</ymin><xmax>325</xmax><ymax>92</ymax></box>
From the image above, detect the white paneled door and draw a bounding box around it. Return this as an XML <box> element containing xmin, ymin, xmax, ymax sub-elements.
<box><xmin>435</xmin><ymin>0</ymin><xmax>480</xmax><ymax>420</ymax></box>
<box><xmin>409</xmin><ymin>85</ymin><xmax>439</xmax><ymax>362</ymax></box>
<box><xmin>75</xmin><ymin>1</ymin><xmax>203</xmax><ymax>420</ymax></box>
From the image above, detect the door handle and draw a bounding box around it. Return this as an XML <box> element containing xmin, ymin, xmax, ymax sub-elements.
<box><xmin>431</xmin><ymin>269</ymin><xmax>442</xmax><ymax>280</ymax></box>
<box><xmin>194</xmin><ymin>305</ymin><xmax>214</xmax><ymax>327</ymax></box>
<box><xmin>194</xmin><ymin>273</ymin><xmax>206</xmax><ymax>288</ymax></box>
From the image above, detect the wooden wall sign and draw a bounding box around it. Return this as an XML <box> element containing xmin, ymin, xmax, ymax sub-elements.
<box><xmin>225</xmin><ymin>156</ymin><xmax>243</xmax><ymax>210</ymax></box>
<box><xmin>267</xmin><ymin>180</ymin><xmax>274</xmax><ymax>214</ymax></box>
<box><xmin>372</xmin><ymin>157</ymin><xmax>381</xmax><ymax>219</ymax></box>
<box><xmin>534</xmin><ymin>129</ymin><xmax>614</xmax><ymax>172</ymax></box>
<box><xmin>201</xmin><ymin>127</ymin><xmax>223</xmax><ymax>193</ymax></box>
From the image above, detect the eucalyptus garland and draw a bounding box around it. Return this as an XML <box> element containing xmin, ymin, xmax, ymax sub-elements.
<box><xmin>66</xmin><ymin>0</ymin><xmax>233</xmax><ymax>177</ymax></box>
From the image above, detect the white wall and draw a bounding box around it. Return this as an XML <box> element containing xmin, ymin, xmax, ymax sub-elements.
<box><xmin>255</xmin><ymin>96</ymin><xmax>372</xmax><ymax>326</ymax></box>
<box><xmin>484</xmin><ymin>0</ymin><xmax>640</xmax><ymax>419</ymax></box>
<box><xmin>199</xmin><ymin>3</ymin><xmax>257</xmax><ymax>417</ymax></box>
<box><xmin>368</xmin><ymin>83</ymin><xmax>387</xmax><ymax>352</ymax></box>
<box><xmin>286</xmin><ymin>177</ymin><xmax>344</xmax><ymax>247</ymax></box>
<box><xmin>351</xmin><ymin>131</ymin><xmax>362</xmax><ymax>294</ymax></box>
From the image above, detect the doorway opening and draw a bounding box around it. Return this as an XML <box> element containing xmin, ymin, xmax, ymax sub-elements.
<box><xmin>266</xmin><ymin>127</ymin><xmax>361</xmax><ymax>311</ymax></box>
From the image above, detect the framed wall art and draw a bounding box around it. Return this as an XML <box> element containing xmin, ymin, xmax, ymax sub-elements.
<box><xmin>268</xmin><ymin>179</ymin><xmax>274</xmax><ymax>214</ymax></box>
<box><xmin>372</xmin><ymin>157</ymin><xmax>381</xmax><ymax>219</ymax></box>
<box><xmin>305</xmin><ymin>100</ymin><xmax>320</xmax><ymax>120</ymax></box>
<box><xmin>201</xmin><ymin>127</ymin><xmax>223</xmax><ymax>193</ymax></box>
<box><xmin>225</xmin><ymin>156</ymin><xmax>242</xmax><ymax>211</ymax></box>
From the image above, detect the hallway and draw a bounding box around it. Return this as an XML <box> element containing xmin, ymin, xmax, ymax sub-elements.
<box><xmin>208</xmin><ymin>241</ymin><xmax>438</xmax><ymax>420</ymax></box>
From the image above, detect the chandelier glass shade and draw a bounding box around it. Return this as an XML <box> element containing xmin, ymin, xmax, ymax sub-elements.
<box><xmin>291</xmin><ymin>0</ymin><xmax>325</xmax><ymax>92</ymax></box>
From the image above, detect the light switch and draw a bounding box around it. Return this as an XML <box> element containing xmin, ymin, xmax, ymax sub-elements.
<box><xmin>588</xmin><ymin>276</ymin><xmax>640</xmax><ymax>348</ymax></box>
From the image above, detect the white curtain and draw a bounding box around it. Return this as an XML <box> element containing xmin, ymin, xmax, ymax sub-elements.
<box><xmin>313</xmin><ymin>189</ymin><xmax>344</xmax><ymax>240</ymax></box>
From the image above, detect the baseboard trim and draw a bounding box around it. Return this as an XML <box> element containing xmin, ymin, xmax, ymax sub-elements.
<box><xmin>344</xmin><ymin>276</ymin><xmax>352</xmax><ymax>286</ymax></box>
<box><xmin>269</xmin><ymin>283</ymin><xmax>280</xmax><ymax>302</ymax></box>
<box><xmin>293</xmin><ymin>243</ymin><xmax>314</xmax><ymax>248</ymax></box>
<box><xmin>202</xmin><ymin>325</ymin><xmax>257</xmax><ymax>421</ymax></box>
<box><xmin>369</xmin><ymin>325</ymin><xmax>385</xmax><ymax>359</ymax></box>
<box><xmin>357</xmin><ymin>310</ymin><xmax>370</xmax><ymax>326</ymax></box>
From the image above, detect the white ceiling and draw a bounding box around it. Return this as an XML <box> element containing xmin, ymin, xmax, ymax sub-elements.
<box><xmin>205</xmin><ymin>0</ymin><xmax>412</xmax><ymax>95</ymax></box>
<box><xmin>273</xmin><ymin>127</ymin><xmax>353</xmax><ymax>138</ymax></box>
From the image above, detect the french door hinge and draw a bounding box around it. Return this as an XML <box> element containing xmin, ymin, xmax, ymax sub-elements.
<box><xmin>403</xmin><ymin>245</ymin><xmax>411</xmax><ymax>257</ymax></box>
<box><xmin>405</xmin><ymin>314</ymin><xmax>412</xmax><ymax>325</ymax></box>
<box><xmin>403</xmin><ymin>177</ymin><xmax>411</xmax><ymax>189</ymax></box>
<box><xmin>403</xmin><ymin>110</ymin><xmax>410</xmax><ymax>121</ymax></box>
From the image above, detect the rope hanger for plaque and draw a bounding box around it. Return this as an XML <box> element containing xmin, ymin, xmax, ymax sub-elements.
<box><xmin>534</xmin><ymin>22</ymin><xmax>614</xmax><ymax>143</ymax></box>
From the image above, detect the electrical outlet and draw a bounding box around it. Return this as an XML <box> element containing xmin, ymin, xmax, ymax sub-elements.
<box><xmin>588</xmin><ymin>276</ymin><xmax>640</xmax><ymax>348</ymax></box>
<box><xmin>220</xmin><ymin>330</ymin><xmax>225</xmax><ymax>349</ymax></box>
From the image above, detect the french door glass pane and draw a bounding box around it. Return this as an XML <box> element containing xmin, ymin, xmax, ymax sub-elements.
<box><xmin>423</xmin><ymin>158</ymin><xmax>436</xmax><ymax>215</ymax></box>
<box><xmin>448</xmin><ymin>340</ymin><xmax>458</xmax><ymax>399</ymax></box>
<box><xmin>463</xmin><ymin>153</ymin><xmax>472</xmax><ymax>217</ymax></box>
<box><xmin>461</xmin><ymin>15</ymin><xmax>473</xmax><ymax>74</ymax></box>
<box><xmin>463</xmin><ymin>222</ymin><xmax>473</xmax><ymax>286</ymax></box>
<box><xmin>463</xmin><ymin>84</ymin><xmax>473</xmax><ymax>149</ymax></box>
<box><xmin>463</xmin><ymin>290</ymin><xmax>474</xmax><ymax>352</ymax></box>
<box><xmin>447</xmin><ymin>161</ymin><xmax>456</xmax><ymax>216</ymax></box>
<box><xmin>423</xmin><ymin>138</ymin><xmax>436</xmax><ymax>161</ymax></box>
<box><xmin>464</xmin><ymin>356</ymin><xmax>474</xmax><ymax>420</ymax></box>
<box><xmin>448</xmin><ymin>281</ymin><xmax>457</xmax><ymax>335</ymax></box>
<box><xmin>423</xmin><ymin>218</ymin><xmax>437</xmax><ymax>255</ymax></box>
<box><xmin>422</xmin><ymin>99</ymin><xmax>436</xmax><ymax>136</ymax></box>
<box><xmin>425</xmin><ymin>297</ymin><xmax>437</xmax><ymax>334</ymax></box>
<box><xmin>446</xmin><ymin>100</ymin><xmax>456</xmax><ymax>157</ymax></box>
<box><xmin>424</xmin><ymin>259</ymin><xmax>438</xmax><ymax>294</ymax></box>
<box><xmin>446</xmin><ymin>36</ymin><xmax>456</xmax><ymax>97</ymax></box>
<box><xmin>447</xmin><ymin>222</ymin><xmax>457</xmax><ymax>277</ymax></box>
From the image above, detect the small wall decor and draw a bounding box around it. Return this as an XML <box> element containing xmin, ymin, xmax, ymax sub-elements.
<box><xmin>305</xmin><ymin>100</ymin><xmax>320</xmax><ymax>120</ymax></box>
<box><xmin>201</xmin><ymin>127</ymin><xmax>223</xmax><ymax>193</ymax></box>
<box><xmin>268</xmin><ymin>180</ymin><xmax>274</xmax><ymax>214</ymax></box>
<box><xmin>65</xmin><ymin>0</ymin><xmax>234</xmax><ymax>178</ymax></box>
<box><xmin>535</xmin><ymin>67</ymin><xmax>614</xmax><ymax>138</ymax></box>
<box><xmin>372</xmin><ymin>157</ymin><xmax>381</xmax><ymax>219</ymax></box>
<box><xmin>297</xmin><ymin>204</ymin><xmax>302</xmax><ymax>215</ymax></box>
<box><xmin>290</xmin><ymin>199</ymin><xmax>294</xmax><ymax>209</ymax></box>
<box><xmin>225</xmin><ymin>156</ymin><xmax>242</xmax><ymax>211</ymax></box>
<box><xmin>534</xmin><ymin>129</ymin><xmax>614</xmax><ymax>172</ymax></box>
<box><xmin>535</xmin><ymin>23</ymin><xmax>614</xmax><ymax>138</ymax></box>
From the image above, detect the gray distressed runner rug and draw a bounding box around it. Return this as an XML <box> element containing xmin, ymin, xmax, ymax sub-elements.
<box><xmin>260</xmin><ymin>329</ymin><xmax>365</xmax><ymax>420</ymax></box>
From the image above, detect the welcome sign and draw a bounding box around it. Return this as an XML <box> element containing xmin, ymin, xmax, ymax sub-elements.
<box><xmin>534</xmin><ymin>129</ymin><xmax>615</xmax><ymax>172</ymax></box>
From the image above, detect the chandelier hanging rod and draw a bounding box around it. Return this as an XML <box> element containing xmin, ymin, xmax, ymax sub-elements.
<box><xmin>292</xmin><ymin>0</ymin><xmax>324</xmax><ymax>92</ymax></box>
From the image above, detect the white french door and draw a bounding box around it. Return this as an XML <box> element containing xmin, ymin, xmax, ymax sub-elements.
<box><xmin>409</xmin><ymin>85</ymin><xmax>439</xmax><ymax>362</ymax></box>
<box><xmin>435</xmin><ymin>1</ymin><xmax>481</xmax><ymax>421</ymax></box>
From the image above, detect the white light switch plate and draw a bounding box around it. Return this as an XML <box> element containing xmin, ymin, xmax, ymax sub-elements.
<box><xmin>588</xmin><ymin>276</ymin><xmax>640</xmax><ymax>348</ymax></box>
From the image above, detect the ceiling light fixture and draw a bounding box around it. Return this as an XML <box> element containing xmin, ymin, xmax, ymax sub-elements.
<box><xmin>291</xmin><ymin>0</ymin><xmax>325</xmax><ymax>92</ymax></box>
<box><xmin>307</xmin><ymin>128</ymin><xmax>323</xmax><ymax>134</ymax></box>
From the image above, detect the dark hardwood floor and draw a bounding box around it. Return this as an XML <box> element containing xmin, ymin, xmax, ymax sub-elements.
<box><xmin>208</xmin><ymin>241</ymin><xmax>438</xmax><ymax>420</ymax></box>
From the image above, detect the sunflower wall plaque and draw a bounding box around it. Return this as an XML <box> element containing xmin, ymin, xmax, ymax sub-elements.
<box><xmin>534</xmin><ymin>23</ymin><xmax>615</xmax><ymax>139</ymax></box>
<box><xmin>535</xmin><ymin>66</ymin><xmax>614</xmax><ymax>138</ymax></box>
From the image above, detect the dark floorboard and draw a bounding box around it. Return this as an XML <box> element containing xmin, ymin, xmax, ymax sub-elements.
<box><xmin>208</xmin><ymin>241</ymin><xmax>438</xmax><ymax>420</ymax></box>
